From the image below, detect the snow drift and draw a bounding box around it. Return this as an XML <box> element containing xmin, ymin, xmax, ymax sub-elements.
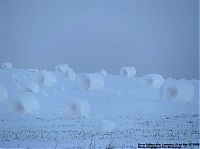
<box><xmin>77</xmin><ymin>73</ymin><xmax>104</xmax><ymax>90</ymax></box>
<box><xmin>119</xmin><ymin>66</ymin><xmax>136</xmax><ymax>78</ymax></box>
<box><xmin>13</xmin><ymin>95</ymin><xmax>40</xmax><ymax>114</ymax></box>
<box><xmin>160</xmin><ymin>80</ymin><xmax>194</xmax><ymax>103</ymax></box>
<box><xmin>38</xmin><ymin>71</ymin><xmax>57</xmax><ymax>87</ymax></box>
<box><xmin>0</xmin><ymin>84</ymin><xmax>8</xmax><ymax>103</ymax></box>
<box><xmin>64</xmin><ymin>100</ymin><xmax>91</xmax><ymax>118</ymax></box>
<box><xmin>1</xmin><ymin>62</ymin><xmax>12</xmax><ymax>70</ymax></box>
<box><xmin>141</xmin><ymin>74</ymin><xmax>164</xmax><ymax>88</ymax></box>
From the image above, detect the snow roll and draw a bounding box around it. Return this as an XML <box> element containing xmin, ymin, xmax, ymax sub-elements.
<box><xmin>141</xmin><ymin>74</ymin><xmax>164</xmax><ymax>88</ymax></box>
<box><xmin>38</xmin><ymin>71</ymin><xmax>57</xmax><ymax>87</ymax></box>
<box><xmin>119</xmin><ymin>66</ymin><xmax>136</xmax><ymax>78</ymax></box>
<box><xmin>21</xmin><ymin>83</ymin><xmax>40</xmax><ymax>93</ymax></box>
<box><xmin>13</xmin><ymin>95</ymin><xmax>40</xmax><ymax>114</ymax></box>
<box><xmin>100</xmin><ymin>69</ymin><xmax>107</xmax><ymax>77</ymax></box>
<box><xmin>56</xmin><ymin>64</ymin><xmax>76</xmax><ymax>80</ymax></box>
<box><xmin>0</xmin><ymin>84</ymin><xmax>8</xmax><ymax>103</ymax></box>
<box><xmin>55</xmin><ymin>64</ymin><xmax>69</xmax><ymax>73</ymax></box>
<box><xmin>64</xmin><ymin>100</ymin><xmax>90</xmax><ymax>118</ymax></box>
<box><xmin>160</xmin><ymin>80</ymin><xmax>194</xmax><ymax>103</ymax></box>
<box><xmin>77</xmin><ymin>73</ymin><xmax>104</xmax><ymax>90</ymax></box>
<box><xmin>65</xmin><ymin>67</ymin><xmax>76</xmax><ymax>80</ymax></box>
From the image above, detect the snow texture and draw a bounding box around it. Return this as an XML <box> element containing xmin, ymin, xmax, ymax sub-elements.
<box><xmin>119</xmin><ymin>66</ymin><xmax>136</xmax><ymax>78</ymax></box>
<box><xmin>13</xmin><ymin>95</ymin><xmax>40</xmax><ymax>114</ymax></box>
<box><xmin>99</xmin><ymin>119</ymin><xmax>115</xmax><ymax>133</ymax></box>
<box><xmin>160</xmin><ymin>80</ymin><xmax>194</xmax><ymax>103</ymax></box>
<box><xmin>1</xmin><ymin>62</ymin><xmax>12</xmax><ymax>70</ymax></box>
<box><xmin>141</xmin><ymin>74</ymin><xmax>164</xmax><ymax>88</ymax></box>
<box><xmin>64</xmin><ymin>99</ymin><xmax>91</xmax><ymax>118</ymax></box>
<box><xmin>77</xmin><ymin>73</ymin><xmax>104</xmax><ymax>90</ymax></box>
<box><xmin>0</xmin><ymin>84</ymin><xmax>8</xmax><ymax>103</ymax></box>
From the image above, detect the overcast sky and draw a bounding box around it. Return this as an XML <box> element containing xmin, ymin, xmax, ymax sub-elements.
<box><xmin>0</xmin><ymin>0</ymin><xmax>199</xmax><ymax>79</ymax></box>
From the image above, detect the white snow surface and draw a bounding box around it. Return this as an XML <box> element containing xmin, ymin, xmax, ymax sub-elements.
<box><xmin>0</xmin><ymin>68</ymin><xmax>199</xmax><ymax>148</ymax></box>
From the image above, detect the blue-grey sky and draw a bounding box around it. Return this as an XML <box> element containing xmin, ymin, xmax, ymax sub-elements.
<box><xmin>0</xmin><ymin>0</ymin><xmax>199</xmax><ymax>79</ymax></box>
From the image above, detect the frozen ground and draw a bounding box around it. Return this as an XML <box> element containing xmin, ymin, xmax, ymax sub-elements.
<box><xmin>0</xmin><ymin>68</ymin><xmax>199</xmax><ymax>148</ymax></box>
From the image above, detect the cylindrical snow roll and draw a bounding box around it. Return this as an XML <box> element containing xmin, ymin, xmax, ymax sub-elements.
<box><xmin>1</xmin><ymin>62</ymin><xmax>12</xmax><ymax>70</ymax></box>
<box><xmin>64</xmin><ymin>100</ymin><xmax>90</xmax><ymax>118</ymax></box>
<box><xmin>38</xmin><ymin>71</ymin><xmax>57</xmax><ymax>87</ymax></box>
<box><xmin>21</xmin><ymin>83</ymin><xmax>40</xmax><ymax>93</ymax></box>
<box><xmin>100</xmin><ymin>69</ymin><xmax>107</xmax><ymax>77</ymax></box>
<box><xmin>160</xmin><ymin>80</ymin><xmax>194</xmax><ymax>103</ymax></box>
<box><xmin>65</xmin><ymin>68</ymin><xmax>76</xmax><ymax>80</ymax></box>
<box><xmin>77</xmin><ymin>73</ymin><xmax>104</xmax><ymax>90</ymax></box>
<box><xmin>0</xmin><ymin>84</ymin><xmax>8</xmax><ymax>103</ymax></box>
<box><xmin>13</xmin><ymin>96</ymin><xmax>40</xmax><ymax>114</ymax></box>
<box><xmin>119</xmin><ymin>66</ymin><xmax>136</xmax><ymax>78</ymax></box>
<box><xmin>141</xmin><ymin>74</ymin><xmax>164</xmax><ymax>88</ymax></box>
<box><xmin>55</xmin><ymin>64</ymin><xmax>69</xmax><ymax>73</ymax></box>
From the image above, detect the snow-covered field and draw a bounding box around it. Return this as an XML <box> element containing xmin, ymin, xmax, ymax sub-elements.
<box><xmin>0</xmin><ymin>65</ymin><xmax>199</xmax><ymax>148</ymax></box>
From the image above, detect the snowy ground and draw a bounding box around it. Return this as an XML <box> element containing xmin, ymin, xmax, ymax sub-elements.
<box><xmin>0</xmin><ymin>68</ymin><xmax>199</xmax><ymax>148</ymax></box>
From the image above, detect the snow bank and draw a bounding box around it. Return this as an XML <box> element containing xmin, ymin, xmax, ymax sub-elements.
<box><xmin>64</xmin><ymin>100</ymin><xmax>90</xmax><ymax>118</ymax></box>
<box><xmin>119</xmin><ymin>66</ymin><xmax>136</xmax><ymax>78</ymax></box>
<box><xmin>99</xmin><ymin>120</ymin><xmax>115</xmax><ymax>133</ymax></box>
<box><xmin>0</xmin><ymin>84</ymin><xmax>8</xmax><ymax>103</ymax></box>
<box><xmin>21</xmin><ymin>83</ymin><xmax>40</xmax><ymax>93</ymax></box>
<box><xmin>77</xmin><ymin>73</ymin><xmax>104</xmax><ymax>90</ymax></box>
<box><xmin>55</xmin><ymin>64</ymin><xmax>69</xmax><ymax>73</ymax></box>
<box><xmin>160</xmin><ymin>80</ymin><xmax>194</xmax><ymax>103</ymax></box>
<box><xmin>38</xmin><ymin>71</ymin><xmax>57</xmax><ymax>87</ymax></box>
<box><xmin>13</xmin><ymin>95</ymin><xmax>40</xmax><ymax>114</ymax></box>
<box><xmin>100</xmin><ymin>69</ymin><xmax>107</xmax><ymax>77</ymax></box>
<box><xmin>141</xmin><ymin>74</ymin><xmax>164</xmax><ymax>88</ymax></box>
<box><xmin>1</xmin><ymin>62</ymin><xmax>12</xmax><ymax>70</ymax></box>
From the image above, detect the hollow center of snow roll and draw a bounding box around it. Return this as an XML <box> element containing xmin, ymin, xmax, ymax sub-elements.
<box><xmin>15</xmin><ymin>102</ymin><xmax>24</xmax><ymax>113</ymax></box>
<box><xmin>167</xmin><ymin>86</ymin><xmax>178</xmax><ymax>98</ymax></box>
<box><xmin>82</xmin><ymin>77</ymin><xmax>91</xmax><ymax>90</ymax></box>
<box><xmin>70</xmin><ymin>103</ymin><xmax>79</xmax><ymax>115</ymax></box>
<box><xmin>122</xmin><ymin>70</ymin><xmax>128</xmax><ymax>77</ymax></box>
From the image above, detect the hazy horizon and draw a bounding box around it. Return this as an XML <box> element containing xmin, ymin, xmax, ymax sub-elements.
<box><xmin>0</xmin><ymin>0</ymin><xmax>199</xmax><ymax>79</ymax></box>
